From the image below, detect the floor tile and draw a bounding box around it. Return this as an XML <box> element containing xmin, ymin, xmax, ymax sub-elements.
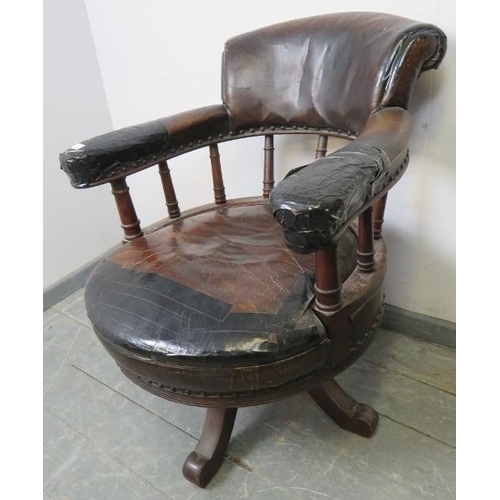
<box><xmin>336</xmin><ymin>359</ymin><xmax>455</xmax><ymax>446</ymax></box>
<box><xmin>44</xmin><ymin>409</ymin><xmax>171</xmax><ymax>500</ymax></box>
<box><xmin>45</xmin><ymin>363</ymin><xmax>267</xmax><ymax>499</ymax></box>
<box><xmin>52</xmin><ymin>288</ymin><xmax>92</xmax><ymax>327</ymax></box>
<box><xmin>365</xmin><ymin>329</ymin><xmax>456</xmax><ymax>394</ymax></box>
<box><xmin>44</xmin><ymin>310</ymin><xmax>96</xmax><ymax>394</ymax></box>
<box><xmin>239</xmin><ymin>402</ymin><xmax>455</xmax><ymax>500</ymax></box>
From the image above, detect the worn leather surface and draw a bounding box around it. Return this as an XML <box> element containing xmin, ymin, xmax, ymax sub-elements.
<box><xmin>60</xmin><ymin>105</ymin><xmax>230</xmax><ymax>188</ymax></box>
<box><xmin>223</xmin><ymin>12</ymin><xmax>446</xmax><ymax>132</ymax></box>
<box><xmin>60</xmin><ymin>13</ymin><xmax>445</xmax><ymax>189</ymax></box>
<box><xmin>85</xmin><ymin>203</ymin><xmax>357</xmax><ymax>360</ymax></box>
<box><xmin>270</xmin><ymin>107</ymin><xmax>412</xmax><ymax>253</ymax></box>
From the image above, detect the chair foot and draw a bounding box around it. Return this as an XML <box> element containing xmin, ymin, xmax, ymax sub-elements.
<box><xmin>182</xmin><ymin>407</ymin><xmax>237</xmax><ymax>488</ymax></box>
<box><xmin>308</xmin><ymin>379</ymin><xmax>378</xmax><ymax>437</ymax></box>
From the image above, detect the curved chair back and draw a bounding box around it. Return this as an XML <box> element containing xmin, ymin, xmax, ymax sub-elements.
<box><xmin>222</xmin><ymin>12</ymin><xmax>446</xmax><ymax>133</ymax></box>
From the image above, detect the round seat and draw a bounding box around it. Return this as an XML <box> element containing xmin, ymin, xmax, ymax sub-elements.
<box><xmin>85</xmin><ymin>201</ymin><xmax>357</xmax><ymax>367</ymax></box>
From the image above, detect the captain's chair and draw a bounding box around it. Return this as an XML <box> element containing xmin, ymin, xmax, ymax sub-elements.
<box><xmin>60</xmin><ymin>12</ymin><xmax>446</xmax><ymax>487</ymax></box>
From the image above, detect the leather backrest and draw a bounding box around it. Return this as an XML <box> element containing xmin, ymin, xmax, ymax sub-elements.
<box><xmin>222</xmin><ymin>12</ymin><xmax>446</xmax><ymax>133</ymax></box>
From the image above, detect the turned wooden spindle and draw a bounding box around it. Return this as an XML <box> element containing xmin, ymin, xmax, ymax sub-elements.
<box><xmin>373</xmin><ymin>194</ymin><xmax>388</xmax><ymax>240</ymax></box>
<box><xmin>110</xmin><ymin>178</ymin><xmax>143</xmax><ymax>242</ymax></box>
<box><xmin>314</xmin><ymin>244</ymin><xmax>342</xmax><ymax>314</ymax></box>
<box><xmin>263</xmin><ymin>134</ymin><xmax>275</xmax><ymax>198</ymax></box>
<box><xmin>158</xmin><ymin>160</ymin><xmax>181</xmax><ymax>218</ymax></box>
<box><xmin>357</xmin><ymin>207</ymin><xmax>375</xmax><ymax>272</ymax></box>
<box><xmin>209</xmin><ymin>144</ymin><xmax>226</xmax><ymax>204</ymax></box>
<box><xmin>315</xmin><ymin>135</ymin><xmax>328</xmax><ymax>159</ymax></box>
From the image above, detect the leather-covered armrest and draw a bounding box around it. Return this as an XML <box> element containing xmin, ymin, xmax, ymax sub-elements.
<box><xmin>269</xmin><ymin>107</ymin><xmax>412</xmax><ymax>254</ymax></box>
<box><xmin>60</xmin><ymin>105</ymin><xmax>231</xmax><ymax>188</ymax></box>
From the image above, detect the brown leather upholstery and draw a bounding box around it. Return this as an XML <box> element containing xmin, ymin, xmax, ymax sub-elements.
<box><xmin>223</xmin><ymin>12</ymin><xmax>445</xmax><ymax>133</ymax></box>
<box><xmin>85</xmin><ymin>202</ymin><xmax>357</xmax><ymax>361</ymax></box>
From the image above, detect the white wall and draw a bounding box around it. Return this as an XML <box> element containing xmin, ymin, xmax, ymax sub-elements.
<box><xmin>44</xmin><ymin>0</ymin><xmax>120</xmax><ymax>287</ymax></box>
<box><xmin>45</xmin><ymin>0</ymin><xmax>455</xmax><ymax>323</ymax></box>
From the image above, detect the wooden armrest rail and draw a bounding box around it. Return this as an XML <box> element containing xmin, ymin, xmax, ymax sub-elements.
<box><xmin>269</xmin><ymin>107</ymin><xmax>412</xmax><ymax>255</ymax></box>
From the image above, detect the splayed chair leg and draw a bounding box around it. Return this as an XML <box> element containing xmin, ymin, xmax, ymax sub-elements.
<box><xmin>308</xmin><ymin>379</ymin><xmax>378</xmax><ymax>437</ymax></box>
<box><xmin>182</xmin><ymin>407</ymin><xmax>237</xmax><ymax>488</ymax></box>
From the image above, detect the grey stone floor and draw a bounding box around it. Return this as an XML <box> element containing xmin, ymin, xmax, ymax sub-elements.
<box><xmin>44</xmin><ymin>289</ymin><xmax>456</xmax><ymax>500</ymax></box>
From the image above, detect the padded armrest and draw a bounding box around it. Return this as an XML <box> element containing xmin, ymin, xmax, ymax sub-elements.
<box><xmin>60</xmin><ymin>105</ymin><xmax>231</xmax><ymax>188</ymax></box>
<box><xmin>269</xmin><ymin>107</ymin><xmax>412</xmax><ymax>254</ymax></box>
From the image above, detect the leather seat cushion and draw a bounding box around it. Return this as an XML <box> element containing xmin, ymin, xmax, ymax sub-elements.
<box><xmin>85</xmin><ymin>202</ymin><xmax>357</xmax><ymax>362</ymax></box>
